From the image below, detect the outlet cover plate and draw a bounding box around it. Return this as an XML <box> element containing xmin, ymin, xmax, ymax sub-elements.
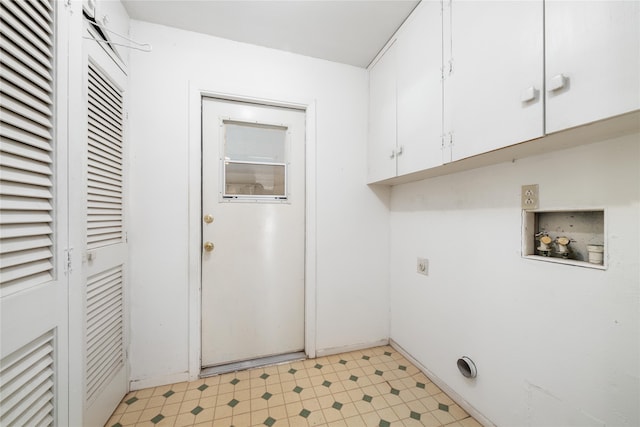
<box><xmin>521</xmin><ymin>184</ymin><xmax>539</xmax><ymax>210</ymax></box>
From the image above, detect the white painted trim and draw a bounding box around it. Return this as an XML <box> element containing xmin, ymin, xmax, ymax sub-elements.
<box><xmin>389</xmin><ymin>339</ymin><xmax>496</xmax><ymax>427</ymax></box>
<box><xmin>187</xmin><ymin>82</ymin><xmax>318</xmax><ymax>379</ymax></box>
<box><xmin>315</xmin><ymin>339</ymin><xmax>390</xmax><ymax>358</ymax></box>
<box><xmin>129</xmin><ymin>372</ymin><xmax>191</xmax><ymax>391</ymax></box>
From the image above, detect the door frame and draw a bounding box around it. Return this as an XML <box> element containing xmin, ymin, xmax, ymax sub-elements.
<box><xmin>187</xmin><ymin>83</ymin><xmax>317</xmax><ymax>380</ymax></box>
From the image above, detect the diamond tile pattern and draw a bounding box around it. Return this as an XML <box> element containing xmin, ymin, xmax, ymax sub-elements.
<box><xmin>105</xmin><ymin>345</ymin><xmax>482</xmax><ymax>427</ymax></box>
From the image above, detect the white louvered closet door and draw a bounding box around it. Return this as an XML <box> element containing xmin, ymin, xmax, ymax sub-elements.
<box><xmin>1</xmin><ymin>0</ymin><xmax>69</xmax><ymax>426</ymax></box>
<box><xmin>82</xmin><ymin>26</ymin><xmax>128</xmax><ymax>427</ymax></box>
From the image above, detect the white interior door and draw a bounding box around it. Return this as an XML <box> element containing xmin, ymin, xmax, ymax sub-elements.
<box><xmin>81</xmin><ymin>25</ymin><xmax>128</xmax><ymax>427</ymax></box>
<box><xmin>1</xmin><ymin>1</ymin><xmax>69</xmax><ymax>425</ymax></box>
<box><xmin>201</xmin><ymin>98</ymin><xmax>305</xmax><ymax>367</ymax></box>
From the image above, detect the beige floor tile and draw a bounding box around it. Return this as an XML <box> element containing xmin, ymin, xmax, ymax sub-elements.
<box><xmin>416</xmin><ymin>412</ymin><xmax>441</xmax><ymax>427</ymax></box>
<box><xmin>354</xmin><ymin>399</ymin><xmax>375</xmax><ymax>415</ymax></box>
<box><xmin>231</xmin><ymin>412</ymin><xmax>251</xmax><ymax>426</ymax></box>
<box><xmin>153</xmin><ymin>415</ymin><xmax>177</xmax><ymax>426</ymax></box>
<box><xmin>211</xmin><ymin>416</ymin><xmax>232</xmax><ymax>427</ymax></box>
<box><xmin>105</xmin><ymin>345</ymin><xmax>482</xmax><ymax>427</ymax></box>
<box><xmin>161</xmin><ymin>402</ymin><xmax>182</xmax><ymax>417</ymax></box>
<box><xmin>195</xmin><ymin>407</ymin><xmax>215</xmax><ymax>423</ymax></box>
<box><xmin>376</xmin><ymin>406</ymin><xmax>401</xmax><ymax>422</ymax></box>
<box><xmin>449</xmin><ymin>404</ymin><xmax>470</xmax><ymax>420</ymax></box>
<box><xmin>174</xmin><ymin>411</ymin><xmax>196</xmax><ymax>426</ymax></box>
<box><xmin>306</xmin><ymin>409</ymin><xmax>326</xmax><ymax>426</ymax></box>
<box><xmin>322</xmin><ymin>407</ymin><xmax>344</xmax><ymax>423</ymax></box>
<box><xmin>232</xmin><ymin>400</ymin><xmax>251</xmax><ymax>415</ymax></box>
<box><xmin>178</xmin><ymin>398</ymin><xmax>200</xmax><ymax>414</ymax></box>
<box><xmin>432</xmin><ymin>408</ymin><xmax>456</xmax><ymax>425</ymax></box>
<box><xmin>339</xmin><ymin>402</ymin><xmax>359</xmax><ymax>419</ymax></box>
<box><xmin>287</xmin><ymin>414</ymin><xmax>309</xmax><ymax>426</ymax></box>
<box><xmin>143</xmin><ymin>395</ymin><xmax>166</xmax><ymax>409</ymax></box>
<box><xmin>285</xmin><ymin>401</ymin><xmax>304</xmax><ymax>417</ymax></box>
<box><xmin>164</xmin><ymin>390</ymin><xmax>186</xmax><ymax>405</ymax></box>
<box><xmin>434</xmin><ymin>392</ymin><xmax>455</xmax><ymax>406</ymax></box>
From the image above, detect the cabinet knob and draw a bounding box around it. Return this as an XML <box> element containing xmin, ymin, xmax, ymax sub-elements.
<box><xmin>548</xmin><ymin>74</ymin><xmax>568</xmax><ymax>92</ymax></box>
<box><xmin>390</xmin><ymin>150</ymin><xmax>396</xmax><ymax>159</ymax></box>
<box><xmin>521</xmin><ymin>86</ymin><xmax>538</xmax><ymax>103</ymax></box>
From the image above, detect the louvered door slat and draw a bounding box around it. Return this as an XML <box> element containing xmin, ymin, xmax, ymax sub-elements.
<box><xmin>1</xmin><ymin>224</ymin><xmax>52</xmax><ymax>240</ymax></box>
<box><xmin>1</xmin><ymin>95</ymin><xmax>52</xmax><ymax>131</ymax></box>
<box><xmin>15</xmin><ymin>0</ymin><xmax>52</xmax><ymax>33</ymax></box>
<box><xmin>88</xmin><ymin>89</ymin><xmax>123</xmax><ymax>132</ymax></box>
<box><xmin>86</xmin><ymin>62</ymin><xmax>123</xmax><ymax>251</ymax></box>
<box><xmin>88</xmin><ymin>128</ymin><xmax>122</xmax><ymax>155</ymax></box>
<box><xmin>88</xmin><ymin>68</ymin><xmax>122</xmax><ymax>110</ymax></box>
<box><xmin>0</xmin><ymin>197</ymin><xmax>51</xmax><ymax>212</ymax></box>
<box><xmin>1</xmin><ymin>78</ymin><xmax>51</xmax><ymax>117</ymax></box>
<box><xmin>1</xmin><ymin>1</ymin><xmax>53</xmax><ymax>50</ymax></box>
<box><xmin>0</xmin><ymin>235</ymin><xmax>51</xmax><ymax>255</ymax></box>
<box><xmin>1</xmin><ymin>107</ymin><xmax>52</xmax><ymax>141</ymax></box>
<box><xmin>0</xmin><ymin>69</ymin><xmax>51</xmax><ymax>106</ymax></box>
<box><xmin>0</xmin><ymin>210</ymin><xmax>52</xmax><ymax>225</ymax></box>
<box><xmin>0</xmin><ymin>152</ymin><xmax>50</xmax><ymax>175</ymax></box>
<box><xmin>85</xmin><ymin>266</ymin><xmax>123</xmax><ymax>401</ymax></box>
<box><xmin>0</xmin><ymin>27</ymin><xmax>52</xmax><ymax>79</ymax></box>
<box><xmin>1</xmin><ymin>181</ymin><xmax>52</xmax><ymax>200</ymax></box>
<box><xmin>88</xmin><ymin>150</ymin><xmax>122</xmax><ymax>173</ymax></box>
<box><xmin>0</xmin><ymin>331</ymin><xmax>54</xmax><ymax>427</ymax></box>
<box><xmin>0</xmin><ymin>52</ymin><xmax>51</xmax><ymax>95</ymax></box>
<box><xmin>88</xmin><ymin>142</ymin><xmax>122</xmax><ymax>166</ymax></box>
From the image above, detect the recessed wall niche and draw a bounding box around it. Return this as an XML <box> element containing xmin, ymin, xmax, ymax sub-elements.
<box><xmin>522</xmin><ymin>209</ymin><xmax>606</xmax><ymax>269</ymax></box>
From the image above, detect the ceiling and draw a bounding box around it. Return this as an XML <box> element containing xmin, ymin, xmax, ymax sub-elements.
<box><xmin>121</xmin><ymin>0</ymin><xmax>420</xmax><ymax>68</ymax></box>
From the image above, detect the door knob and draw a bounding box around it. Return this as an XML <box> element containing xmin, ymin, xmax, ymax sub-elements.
<box><xmin>203</xmin><ymin>241</ymin><xmax>215</xmax><ymax>252</ymax></box>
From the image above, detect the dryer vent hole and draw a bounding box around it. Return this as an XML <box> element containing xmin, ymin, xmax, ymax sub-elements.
<box><xmin>457</xmin><ymin>357</ymin><xmax>477</xmax><ymax>378</ymax></box>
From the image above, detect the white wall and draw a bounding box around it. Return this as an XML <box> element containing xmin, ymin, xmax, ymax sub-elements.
<box><xmin>127</xmin><ymin>21</ymin><xmax>390</xmax><ymax>386</ymax></box>
<box><xmin>389</xmin><ymin>134</ymin><xmax>640</xmax><ymax>426</ymax></box>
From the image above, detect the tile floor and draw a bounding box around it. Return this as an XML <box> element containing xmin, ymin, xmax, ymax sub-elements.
<box><xmin>105</xmin><ymin>346</ymin><xmax>481</xmax><ymax>427</ymax></box>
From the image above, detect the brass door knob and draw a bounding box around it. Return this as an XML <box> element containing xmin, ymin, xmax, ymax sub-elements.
<box><xmin>203</xmin><ymin>241</ymin><xmax>215</xmax><ymax>252</ymax></box>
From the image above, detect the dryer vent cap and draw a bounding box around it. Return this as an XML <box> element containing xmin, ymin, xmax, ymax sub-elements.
<box><xmin>457</xmin><ymin>356</ymin><xmax>477</xmax><ymax>378</ymax></box>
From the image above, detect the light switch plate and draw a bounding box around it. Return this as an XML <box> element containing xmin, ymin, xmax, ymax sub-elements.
<box><xmin>521</xmin><ymin>184</ymin><xmax>539</xmax><ymax>210</ymax></box>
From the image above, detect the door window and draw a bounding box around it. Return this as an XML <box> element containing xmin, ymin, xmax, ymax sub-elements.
<box><xmin>222</xmin><ymin>121</ymin><xmax>287</xmax><ymax>199</ymax></box>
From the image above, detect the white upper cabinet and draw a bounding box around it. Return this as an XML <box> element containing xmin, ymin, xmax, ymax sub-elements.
<box><xmin>367</xmin><ymin>0</ymin><xmax>639</xmax><ymax>184</ymax></box>
<box><xmin>545</xmin><ymin>1</ymin><xmax>640</xmax><ymax>133</ymax></box>
<box><xmin>444</xmin><ymin>0</ymin><xmax>544</xmax><ymax>162</ymax></box>
<box><xmin>367</xmin><ymin>1</ymin><xmax>442</xmax><ymax>183</ymax></box>
<box><xmin>396</xmin><ymin>0</ymin><xmax>443</xmax><ymax>175</ymax></box>
<box><xmin>368</xmin><ymin>41</ymin><xmax>397</xmax><ymax>183</ymax></box>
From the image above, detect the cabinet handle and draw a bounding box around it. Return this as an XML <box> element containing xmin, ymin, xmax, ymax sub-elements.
<box><xmin>521</xmin><ymin>86</ymin><xmax>537</xmax><ymax>103</ymax></box>
<box><xmin>390</xmin><ymin>150</ymin><xmax>396</xmax><ymax>159</ymax></box>
<box><xmin>397</xmin><ymin>146</ymin><xmax>404</xmax><ymax>156</ymax></box>
<box><xmin>548</xmin><ymin>74</ymin><xmax>567</xmax><ymax>92</ymax></box>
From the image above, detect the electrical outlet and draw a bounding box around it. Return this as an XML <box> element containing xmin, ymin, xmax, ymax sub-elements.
<box><xmin>521</xmin><ymin>184</ymin><xmax>539</xmax><ymax>210</ymax></box>
<box><xmin>417</xmin><ymin>258</ymin><xmax>428</xmax><ymax>276</ymax></box>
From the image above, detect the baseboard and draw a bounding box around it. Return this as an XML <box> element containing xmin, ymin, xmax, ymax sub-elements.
<box><xmin>315</xmin><ymin>338</ymin><xmax>389</xmax><ymax>357</ymax></box>
<box><xmin>389</xmin><ymin>339</ymin><xmax>496</xmax><ymax>427</ymax></box>
<box><xmin>129</xmin><ymin>371</ymin><xmax>191</xmax><ymax>391</ymax></box>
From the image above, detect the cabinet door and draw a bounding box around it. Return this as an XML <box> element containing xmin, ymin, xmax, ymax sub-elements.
<box><xmin>545</xmin><ymin>1</ymin><xmax>640</xmax><ymax>133</ymax></box>
<box><xmin>445</xmin><ymin>0</ymin><xmax>544</xmax><ymax>161</ymax></box>
<box><xmin>396</xmin><ymin>0</ymin><xmax>443</xmax><ymax>175</ymax></box>
<box><xmin>368</xmin><ymin>42</ymin><xmax>397</xmax><ymax>183</ymax></box>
